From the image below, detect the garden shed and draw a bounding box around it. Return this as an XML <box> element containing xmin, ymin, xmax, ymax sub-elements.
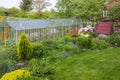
<box><xmin>0</xmin><ymin>18</ymin><xmax>81</xmax><ymax>43</ymax></box>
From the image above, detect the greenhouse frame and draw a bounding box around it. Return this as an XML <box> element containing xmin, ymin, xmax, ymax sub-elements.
<box><xmin>0</xmin><ymin>18</ymin><xmax>81</xmax><ymax>43</ymax></box>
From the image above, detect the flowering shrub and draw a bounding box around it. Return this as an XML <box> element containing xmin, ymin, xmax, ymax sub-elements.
<box><xmin>69</xmin><ymin>25</ymin><xmax>94</xmax><ymax>37</ymax></box>
<box><xmin>0</xmin><ymin>69</ymin><xmax>30</xmax><ymax>80</ymax></box>
<box><xmin>78</xmin><ymin>25</ymin><xmax>95</xmax><ymax>37</ymax></box>
<box><xmin>78</xmin><ymin>25</ymin><xmax>94</xmax><ymax>33</ymax></box>
<box><xmin>79</xmin><ymin>33</ymin><xmax>90</xmax><ymax>37</ymax></box>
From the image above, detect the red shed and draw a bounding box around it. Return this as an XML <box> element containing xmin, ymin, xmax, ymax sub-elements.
<box><xmin>96</xmin><ymin>22</ymin><xmax>113</xmax><ymax>35</ymax></box>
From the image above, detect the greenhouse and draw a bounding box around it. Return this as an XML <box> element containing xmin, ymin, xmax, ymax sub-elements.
<box><xmin>0</xmin><ymin>18</ymin><xmax>81</xmax><ymax>43</ymax></box>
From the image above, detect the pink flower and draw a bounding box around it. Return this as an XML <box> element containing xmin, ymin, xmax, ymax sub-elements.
<box><xmin>78</xmin><ymin>25</ymin><xmax>94</xmax><ymax>32</ymax></box>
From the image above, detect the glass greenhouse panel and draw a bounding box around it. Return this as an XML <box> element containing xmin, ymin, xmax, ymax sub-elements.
<box><xmin>5</xmin><ymin>18</ymin><xmax>82</xmax><ymax>43</ymax></box>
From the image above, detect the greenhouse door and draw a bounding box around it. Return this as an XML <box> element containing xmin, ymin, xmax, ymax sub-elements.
<box><xmin>0</xmin><ymin>27</ymin><xmax>4</xmax><ymax>41</ymax></box>
<box><xmin>4</xmin><ymin>27</ymin><xmax>9</xmax><ymax>42</ymax></box>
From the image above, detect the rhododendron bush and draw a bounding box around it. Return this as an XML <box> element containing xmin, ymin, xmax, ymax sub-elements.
<box><xmin>69</xmin><ymin>25</ymin><xmax>94</xmax><ymax>37</ymax></box>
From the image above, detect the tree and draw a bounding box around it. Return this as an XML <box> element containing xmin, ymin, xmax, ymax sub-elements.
<box><xmin>32</xmin><ymin>0</ymin><xmax>51</xmax><ymax>18</ymax></box>
<box><xmin>16</xmin><ymin>11</ymin><xmax>28</xmax><ymax>18</ymax></box>
<box><xmin>8</xmin><ymin>7</ymin><xmax>19</xmax><ymax>17</ymax></box>
<box><xmin>42</xmin><ymin>10</ymin><xmax>51</xmax><ymax>18</ymax></box>
<box><xmin>49</xmin><ymin>9</ymin><xmax>58</xmax><ymax>18</ymax></box>
<box><xmin>56</xmin><ymin>0</ymin><xmax>72</xmax><ymax>18</ymax></box>
<box><xmin>109</xmin><ymin>2</ymin><xmax>120</xmax><ymax>20</ymax></box>
<box><xmin>17</xmin><ymin>33</ymin><xmax>33</xmax><ymax>61</ymax></box>
<box><xmin>0</xmin><ymin>7</ymin><xmax>8</xmax><ymax>16</ymax></box>
<box><xmin>19</xmin><ymin>0</ymin><xmax>33</xmax><ymax>12</ymax></box>
<box><xmin>56</xmin><ymin>0</ymin><xmax>105</xmax><ymax>19</ymax></box>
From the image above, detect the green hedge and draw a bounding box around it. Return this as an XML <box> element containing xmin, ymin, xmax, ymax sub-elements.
<box><xmin>32</xmin><ymin>42</ymin><xmax>44</xmax><ymax>59</ymax></box>
<box><xmin>91</xmin><ymin>38</ymin><xmax>111</xmax><ymax>50</ymax></box>
<box><xmin>74</xmin><ymin>36</ymin><xmax>92</xmax><ymax>49</ymax></box>
<box><xmin>109</xmin><ymin>32</ymin><xmax>120</xmax><ymax>47</ymax></box>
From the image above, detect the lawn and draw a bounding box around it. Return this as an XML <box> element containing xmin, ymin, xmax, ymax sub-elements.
<box><xmin>1</xmin><ymin>32</ymin><xmax>120</xmax><ymax>80</ymax></box>
<box><xmin>51</xmin><ymin>48</ymin><xmax>120</xmax><ymax>80</ymax></box>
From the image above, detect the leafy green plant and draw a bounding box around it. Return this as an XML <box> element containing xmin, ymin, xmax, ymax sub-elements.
<box><xmin>91</xmin><ymin>38</ymin><xmax>111</xmax><ymax>50</ymax></box>
<box><xmin>74</xmin><ymin>36</ymin><xmax>92</xmax><ymax>49</ymax></box>
<box><xmin>55</xmin><ymin>38</ymin><xmax>65</xmax><ymax>51</ymax></box>
<box><xmin>0</xmin><ymin>44</ymin><xmax>18</xmax><ymax>77</ymax></box>
<box><xmin>109</xmin><ymin>32</ymin><xmax>120</xmax><ymax>47</ymax></box>
<box><xmin>0</xmin><ymin>59</ymin><xmax>17</xmax><ymax>77</ymax></box>
<box><xmin>0</xmin><ymin>61</ymin><xmax>10</xmax><ymax>78</ymax></box>
<box><xmin>17</xmin><ymin>33</ymin><xmax>33</xmax><ymax>61</ymax></box>
<box><xmin>109</xmin><ymin>3</ymin><xmax>120</xmax><ymax>20</ymax></box>
<box><xmin>64</xmin><ymin>35</ymin><xmax>73</xmax><ymax>43</ymax></box>
<box><xmin>64</xmin><ymin>44</ymin><xmax>79</xmax><ymax>55</ymax></box>
<box><xmin>5</xmin><ymin>43</ymin><xmax>18</xmax><ymax>61</ymax></box>
<box><xmin>98</xmin><ymin>34</ymin><xmax>110</xmax><ymax>41</ymax></box>
<box><xmin>32</xmin><ymin>42</ymin><xmax>44</xmax><ymax>59</ymax></box>
<box><xmin>45</xmin><ymin>50</ymin><xmax>66</xmax><ymax>64</ymax></box>
<box><xmin>28</xmin><ymin>59</ymin><xmax>55</xmax><ymax>79</ymax></box>
<box><xmin>42</xmin><ymin>39</ymin><xmax>55</xmax><ymax>49</ymax></box>
<box><xmin>42</xmin><ymin>39</ymin><xmax>65</xmax><ymax>53</ymax></box>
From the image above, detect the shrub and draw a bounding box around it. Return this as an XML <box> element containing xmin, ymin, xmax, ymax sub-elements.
<box><xmin>55</xmin><ymin>38</ymin><xmax>65</xmax><ymax>51</ymax></box>
<box><xmin>64</xmin><ymin>44</ymin><xmax>79</xmax><ymax>55</ymax></box>
<box><xmin>98</xmin><ymin>34</ymin><xmax>110</xmax><ymax>41</ymax></box>
<box><xmin>0</xmin><ymin>44</ymin><xmax>18</xmax><ymax>77</ymax></box>
<box><xmin>64</xmin><ymin>35</ymin><xmax>73</xmax><ymax>42</ymax></box>
<box><xmin>5</xmin><ymin>43</ymin><xmax>18</xmax><ymax>61</ymax></box>
<box><xmin>0</xmin><ymin>69</ymin><xmax>30</xmax><ymax>80</ymax></box>
<box><xmin>74</xmin><ymin>36</ymin><xmax>92</xmax><ymax>49</ymax></box>
<box><xmin>0</xmin><ymin>59</ymin><xmax>17</xmax><ymax>77</ymax></box>
<box><xmin>41</xmin><ymin>39</ymin><xmax>56</xmax><ymax>51</ymax></box>
<box><xmin>109</xmin><ymin>32</ymin><xmax>120</xmax><ymax>47</ymax></box>
<box><xmin>78</xmin><ymin>25</ymin><xmax>95</xmax><ymax>38</ymax></box>
<box><xmin>33</xmin><ymin>42</ymin><xmax>44</xmax><ymax>59</ymax></box>
<box><xmin>42</xmin><ymin>39</ymin><xmax>65</xmax><ymax>52</ymax></box>
<box><xmin>45</xmin><ymin>51</ymin><xmax>65</xmax><ymax>63</ymax></box>
<box><xmin>28</xmin><ymin>59</ymin><xmax>55</xmax><ymax>79</ymax></box>
<box><xmin>0</xmin><ymin>61</ymin><xmax>10</xmax><ymax>78</ymax></box>
<box><xmin>91</xmin><ymin>38</ymin><xmax>111</xmax><ymax>50</ymax></box>
<box><xmin>17</xmin><ymin>33</ymin><xmax>33</xmax><ymax>61</ymax></box>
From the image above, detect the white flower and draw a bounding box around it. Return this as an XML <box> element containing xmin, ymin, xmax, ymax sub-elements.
<box><xmin>84</xmin><ymin>34</ymin><xmax>89</xmax><ymax>37</ymax></box>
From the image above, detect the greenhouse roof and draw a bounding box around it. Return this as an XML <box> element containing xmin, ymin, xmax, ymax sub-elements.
<box><xmin>6</xmin><ymin>19</ymin><xmax>80</xmax><ymax>31</ymax></box>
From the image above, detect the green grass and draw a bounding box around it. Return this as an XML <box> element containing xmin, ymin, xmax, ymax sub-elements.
<box><xmin>51</xmin><ymin>48</ymin><xmax>120</xmax><ymax>80</ymax></box>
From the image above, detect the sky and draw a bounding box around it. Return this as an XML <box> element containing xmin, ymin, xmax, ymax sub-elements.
<box><xmin>0</xmin><ymin>0</ymin><xmax>57</xmax><ymax>10</ymax></box>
